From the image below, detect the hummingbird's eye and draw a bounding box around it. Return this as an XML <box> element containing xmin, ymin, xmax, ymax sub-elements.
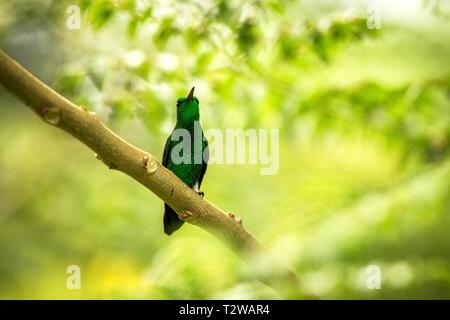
<box><xmin>176</xmin><ymin>101</ymin><xmax>181</xmax><ymax>108</ymax></box>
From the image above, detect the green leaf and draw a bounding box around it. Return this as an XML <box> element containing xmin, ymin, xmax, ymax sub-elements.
<box><xmin>88</xmin><ymin>0</ymin><xmax>115</xmax><ymax>30</ymax></box>
<box><xmin>237</xmin><ymin>20</ymin><xmax>259</xmax><ymax>55</ymax></box>
<box><xmin>127</xmin><ymin>17</ymin><xmax>139</xmax><ymax>39</ymax></box>
<box><xmin>153</xmin><ymin>17</ymin><xmax>178</xmax><ymax>49</ymax></box>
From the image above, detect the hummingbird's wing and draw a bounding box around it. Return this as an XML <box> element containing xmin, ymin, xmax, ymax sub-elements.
<box><xmin>162</xmin><ymin>135</ymin><xmax>171</xmax><ymax>167</ymax></box>
<box><xmin>197</xmin><ymin>138</ymin><xmax>209</xmax><ymax>188</ymax></box>
<box><xmin>162</xmin><ymin>134</ymin><xmax>185</xmax><ymax>235</ymax></box>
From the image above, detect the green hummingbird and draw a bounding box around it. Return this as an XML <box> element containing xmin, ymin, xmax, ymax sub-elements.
<box><xmin>162</xmin><ymin>87</ymin><xmax>209</xmax><ymax>235</ymax></box>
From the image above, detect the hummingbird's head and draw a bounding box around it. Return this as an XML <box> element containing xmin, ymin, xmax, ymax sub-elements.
<box><xmin>176</xmin><ymin>87</ymin><xmax>200</xmax><ymax>125</ymax></box>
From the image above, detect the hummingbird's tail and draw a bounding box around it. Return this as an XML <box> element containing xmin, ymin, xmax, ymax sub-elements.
<box><xmin>163</xmin><ymin>203</ymin><xmax>184</xmax><ymax>235</ymax></box>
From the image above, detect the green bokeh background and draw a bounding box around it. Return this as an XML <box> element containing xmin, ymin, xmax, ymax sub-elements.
<box><xmin>0</xmin><ymin>0</ymin><xmax>449</xmax><ymax>299</ymax></box>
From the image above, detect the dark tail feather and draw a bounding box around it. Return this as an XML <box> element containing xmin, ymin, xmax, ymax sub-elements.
<box><xmin>163</xmin><ymin>203</ymin><xmax>184</xmax><ymax>235</ymax></box>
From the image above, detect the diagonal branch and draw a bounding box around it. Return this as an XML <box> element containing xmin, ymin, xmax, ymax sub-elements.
<box><xmin>0</xmin><ymin>49</ymin><xmax>304</xmax><ymax>296</ymax></box>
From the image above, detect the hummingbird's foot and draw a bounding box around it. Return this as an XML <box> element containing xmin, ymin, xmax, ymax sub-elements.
<box><xmin>197</xmin><ymin>191</ymin><xmax>204</xmax><ymax>198</ymax></box>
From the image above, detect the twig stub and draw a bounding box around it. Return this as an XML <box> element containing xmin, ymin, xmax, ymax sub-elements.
<box><xmin>41</xmin><ymin>107</ymin><xmax>60</xmax><ymax>125</ymax></box>
<box><xmin>142</xmin><ymin>154</ymin><xmax>157</xmax><ymax>173</ymax></box>
<box><xmin>180</xmin><ymin>211</ymin><xmax>192</xmax><ymax>220</ymax></box>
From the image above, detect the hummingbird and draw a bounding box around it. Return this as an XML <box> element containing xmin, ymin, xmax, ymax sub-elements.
<box><xmin>162</xmin><ymin>87</ymin><xmax>209</xmax><ymax>235</ymax></box>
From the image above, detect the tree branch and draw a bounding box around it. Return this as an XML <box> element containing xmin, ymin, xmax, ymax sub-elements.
<box><xmin>0</xmin><ymin>49</ymin><xmax>303</xmax><ymax>296</ymax></box>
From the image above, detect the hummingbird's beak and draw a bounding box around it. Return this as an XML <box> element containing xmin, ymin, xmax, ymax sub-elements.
<box><xmin>186</xmin><ymin>87</ymin><xmax>195</xmax><ymax>101</ymax></box>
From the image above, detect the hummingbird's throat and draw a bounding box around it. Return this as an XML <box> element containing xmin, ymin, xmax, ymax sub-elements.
<box><xmin>170</xmin><ymin>121</ymin><xmax>206</xmax><ymax>165</ymax></box>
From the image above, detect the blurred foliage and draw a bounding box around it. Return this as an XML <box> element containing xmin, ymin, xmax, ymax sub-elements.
<box><xmin>0</xmin><ymin>0</ymin><xmax>450</xmax><ymax>299</ymax></box>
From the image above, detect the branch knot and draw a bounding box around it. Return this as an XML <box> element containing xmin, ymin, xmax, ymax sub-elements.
<box><xmin>41</xmin><ymin>107</ymin><xmax>60</xmax><ymax>125</ymax></box>
<box><xmin>228</xmin><ymin>212</ymin><xmax>243</xmax><ymax>225</ymax></box>
<box><xmin>180</xmin><ymin>211</ymin><xmax>193</xmax><ymax>220</ymax></box>
<box><xmin>142</xmin><ymin>155</ymin><xmax>157</xmax><ymax>173</ymax></box>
